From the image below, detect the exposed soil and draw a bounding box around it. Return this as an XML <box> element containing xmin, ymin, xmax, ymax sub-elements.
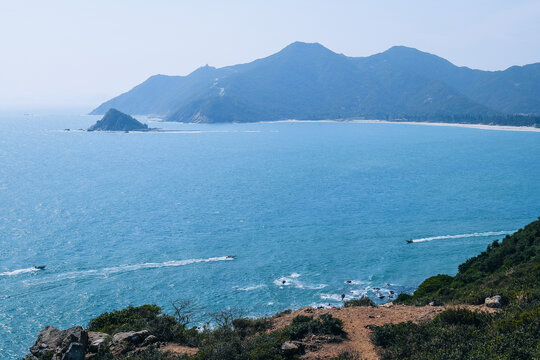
<box><xmin>270</xmin><ymin>304</ymin><xmax>497</xmax><ymax>359</ymax></box>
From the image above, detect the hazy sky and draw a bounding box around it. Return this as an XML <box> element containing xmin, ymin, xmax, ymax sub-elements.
<box><xmin>1</xmin><ymin>0</ymin><xmax>539</xmax><ymax>110</ymax></box>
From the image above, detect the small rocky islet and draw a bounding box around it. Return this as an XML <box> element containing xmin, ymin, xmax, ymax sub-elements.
<box><xmin>87</xmin><ymin>108</ymin><xmax>150</xmax><ymax>132</ymax></box>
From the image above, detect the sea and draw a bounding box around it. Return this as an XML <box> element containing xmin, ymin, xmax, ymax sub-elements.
<box><xmin>0</xmin><ymin>113</ymin><xmax>539</xmax><ymax>358</ymax></box>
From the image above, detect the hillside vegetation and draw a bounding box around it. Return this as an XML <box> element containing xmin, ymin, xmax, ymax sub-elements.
<box><xmin>374</xmin><ymin>218</ymin><xmax>540</xmax><ymax>359</ymax></box>
<box><xmin>397</xmin><ymin>218</ymin><xmax>540</xmax><ymax>306</ymax></box>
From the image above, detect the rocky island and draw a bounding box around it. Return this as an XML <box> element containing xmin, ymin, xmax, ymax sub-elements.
<box><xmin>88</xmin><ymin>108</ymin><xmax>149</xmax><ymax>132</ymax></box>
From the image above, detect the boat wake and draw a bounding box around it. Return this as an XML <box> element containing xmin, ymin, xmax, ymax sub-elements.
<box><xmin>411</xmin><ymin>230</ymin><xmax>515</xmax><ymax>243</ymax></box>
<box><xmin>0</xmin><ymin>267</ymin><xmax>39</xmax><ymax>277</ymax></box>
<box><xmin>3</xmin><ymin>256</ymin><xmax>234</xmax><ymax>279</ymax></box>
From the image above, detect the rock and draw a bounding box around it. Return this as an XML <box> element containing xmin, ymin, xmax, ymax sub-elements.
<box><xmin>88</xmin><ymin>331</ymin><xmax>109</xmax><ymax>353</ymax></box>
<box><xmin>142</xmin><ymin>335</ymin><xmax>158</xmax><ymax>346</ymax></box>
<box><xmin>131</xmin><ymin>330</ymin><xmax>150</xmax><ymax>344</ymax></box>
<box><xmin>281</xmin><ymin>341</ymin><xmax>302</xmax><ymax>356</ymax></box>
<box><xmin>62</xmin><ymin>342</ymin><xmax>84</xmax><ymax>360</ymax></box>
<box><xmin>381</xmin><ymin>302</ymin><xmax>394</xmax><ymax>308</ymax></box>
<box><xmin>87</xmin><ymin>109</ymin><xmax>149</xmax><ymax>131</ymax></box>
<box><xmin>485</xmin><ymin>295</ymin><xmax>502</xmax><ymax>308</ymax></box>
<box><xmin>429</xmin><ymin>301</ymin><xmax>435</xmax><ymax>306</ymax></box>
<box><xmin>23</xmin><ymin>355</ymin><xmax>38</xmax><ymax>360</ymax></box>
<box><xmin>29</xmin><ymin>326</ymin><xmax>88</xmax><ymax>358</ymax></box>
<box><xmin>110</xmin><ymin>330</ymin><xmax>150</xmax><ymax>355</ymax></box>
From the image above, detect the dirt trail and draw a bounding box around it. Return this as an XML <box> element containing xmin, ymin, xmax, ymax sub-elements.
<box><xmin>271</xmin><ymin>304</ymin><xmax>496</xmax><ymax>359</ymax></box>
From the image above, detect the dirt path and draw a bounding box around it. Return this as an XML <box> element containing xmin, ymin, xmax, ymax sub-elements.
<box><xmin>271</xmin><ymin>304</ymin><xmax>495</xmax><ymax>359</ymax></box>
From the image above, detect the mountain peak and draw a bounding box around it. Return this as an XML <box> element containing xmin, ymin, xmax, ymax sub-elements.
<box><xmin>278</xmin><ymin>41</ymin><xmax>337</xmax><ymax>56</ymax></box>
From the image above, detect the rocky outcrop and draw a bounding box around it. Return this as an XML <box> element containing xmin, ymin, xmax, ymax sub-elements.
<box><xmin>88</xmin><ymin>331</ymin><xmax>109</xmax><ymax>353</ymax></box>
<box><xmin>110</xmin><ymin>330</ymin><xmax>150</xmax><ymax>355</ymax></box>
<box><xmin>87</xmin><ymin>108</ymin><xmax>149</xmax><ymax>131</ymax></box>
<box><xmin>485</xmin><ymin>295</ymin><xmax>502</xmax><ymax>308</ymax></box>
<box><xmin>281</xmin><ymin>341</ymin><xmax>303</xmax><ymax>356</ymax></box>
<box><xmin>28</xmin><ymin>325</ymin><xmax>88</xmax><ymax>359</ymax></box>
<box><xmin>63</xmin><ymin>342</ymin><xmax>85</xmax><ymax>360</ymax></box>
<box><xmin>27</xmin><ymin>326</ymin><xmax>158</xmax><ymax>359</ymax></box>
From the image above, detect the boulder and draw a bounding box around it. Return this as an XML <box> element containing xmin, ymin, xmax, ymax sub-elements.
<box><xmin>110</xmin><ymin>330</ymin><xmax>150</xmax><ymax>355</ymax></box>
<box><xmin>485</xmin><ymin>295</ymin><xmax>502</xmax><ymax>308</ymax></box>
<box><xmin>29</xmin><ymin>326</ymin><xmax>88</xmax><ymax>358</ymax></box>
<box><xmin>142</xmin><ymin>335</ymin><xmax>158</xmax><ymax>346</ymax></box>
<box><xmin>62</xmin><ymin>342</ymin><xmax>84</xmax><ymax>360</ymax></box>
<box><xmin>281</xmin><ymin>341</ymin><xmax>303</xmax><ymax>356</ymax></box>
<box><xmin>88</xmin><ymin>331</ymin><xmax>109</xmax><ymax>353</ymax></box>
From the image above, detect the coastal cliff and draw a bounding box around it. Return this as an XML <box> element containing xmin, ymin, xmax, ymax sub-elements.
<box><xmin>24</xmin><ymin>218</ymin><xmax>539</xmax><ymax>359</ymax></box>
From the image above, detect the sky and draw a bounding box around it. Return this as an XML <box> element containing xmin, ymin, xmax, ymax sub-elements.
<box><xmin>0</xmin><ymin>0</ymin><xmax>539</xmax><ymax>110</ymax></box>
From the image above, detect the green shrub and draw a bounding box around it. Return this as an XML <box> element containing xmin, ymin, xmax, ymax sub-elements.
<box><xmin>88</xmin><ymin>305</ymin><xmax>162</xmax><ymax>334</ymax></box>
<box><xmin>285</xmin><ymin>314</ymin><xmax>344</xmax><ymax>340</ymax></box>
<box><xmin>413</xmin><ymin>274</ymin><xmax>453</xmax><ymax>299</ymax></box>
<box><xmin>371</xmin><ymin>303</ymin><xmax>540</xmax><ymax>359</ymax></box>
<box><xmin>231</xmin><ymin>317</ymin><xmax>271</xmax><ymax>338</ymax></box>
<box><xmin>433</xmin><ymin>308</ymin><xmax>491</xmax><ymax>327</ymax></box>
<box><xmin>344</xmin><ymin>296</ymin><xmax>375</xmax><ymax>307</ymax></box>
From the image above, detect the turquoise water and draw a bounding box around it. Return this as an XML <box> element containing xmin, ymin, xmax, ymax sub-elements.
<box><xmin>0</xmin><ymin>114</ymin><xmax>539</xmax><ymax>358</ymax></box>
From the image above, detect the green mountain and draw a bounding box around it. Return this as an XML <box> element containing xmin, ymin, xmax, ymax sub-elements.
<box><xmin>87</xmin><ymin>108</ymin><xmax>148</xmax><ymax>131</ymax></box>
<box><xmin>91</xmin><ymin>42</ymin><xmax>540</xmax><ymax>125</ymax></box>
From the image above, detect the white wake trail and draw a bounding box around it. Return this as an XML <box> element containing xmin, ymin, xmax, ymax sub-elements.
<box><xmin>0</xmin><ymin>267</ymin><xmax>39</xmax><ymax>277</ymax></box>
<box><xmin>411</xmin><ymin>230</ymin><xmax>515</xmax><ymax>243</ymax></box>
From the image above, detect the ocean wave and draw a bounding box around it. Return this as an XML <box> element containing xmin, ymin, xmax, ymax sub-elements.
<box><xmin>0</xmin><ymin>267</ymin><xmax>39</xmax><ymax>277</ymax></box>
<box><xmin>411</xmin><ymin>230</ymin><xmax>515</xmax><ymax>243</ymax></box>
<box><xmin>273</xmin><ymin>273</ymin><xmax>327</xmax><ymax>290</ymax></box>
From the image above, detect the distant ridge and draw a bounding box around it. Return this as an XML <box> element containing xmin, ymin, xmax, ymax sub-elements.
<box><xmin>91</xmin><ymin>42</ymin><xmax>540</xmax><ymax>126</ymax></box>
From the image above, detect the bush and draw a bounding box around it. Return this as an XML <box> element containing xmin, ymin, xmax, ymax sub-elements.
<box><xmin>344</xmin><ymin>296</ymin><xmax>376</xmax><ymax>307</ymax></box>
<box><xmin>88</xmin><ymin>305</ymin><xmax>162</xmax><ymax>334</ymax></box>
<box><xmin>231</xmin><ymin>317</ymin><xmax>271</xmax><ymax>338</ymax></box>
<box><xmin>285</xmin><ymin>314</ymin><xmax>344</xmax><ymax>340</ymax></box>
<box><xmin>371</xmin><ymin>303</ymin><xmax>540</xmax><ymax>359</ymax></box>
<box><xmin>413</xmin><ymin>275</ymin><xmax>453</xmax><ymax>299</ymax></box>
<box><xmin>433</xmin><ymin>308</ymin><xmax>491</xmax><ymax>327</ymax></box>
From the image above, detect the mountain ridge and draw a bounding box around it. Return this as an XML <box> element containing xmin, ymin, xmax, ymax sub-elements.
<box><xmin>91</xmin><ymin>42</ymin><xmax>540</xmax><ymax>125</ymax></box>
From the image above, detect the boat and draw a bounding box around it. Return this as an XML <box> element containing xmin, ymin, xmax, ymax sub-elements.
<box><xmin>226</xmin><ymin>255</ymin><xmax>236</xmax><ymax>259</ymax></box>
<box><xmin>33</xmin><ymin>265</ymin><xmax>46</xmax><ymax>270</ymax></box>
<box><xmin>406</xmin><ymin>240</ymin><xmax>413</xmax><ymax>244</ymax></box>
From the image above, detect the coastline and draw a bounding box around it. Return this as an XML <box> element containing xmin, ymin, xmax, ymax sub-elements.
<box><xmin>264</xmin><ymin>119</ymin><xmax>540</xmax><ymax>132</ymax></box>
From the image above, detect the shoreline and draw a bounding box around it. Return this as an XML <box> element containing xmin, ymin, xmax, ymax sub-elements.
<box><xmin>156</xmin><ymin>117</ymin><xmax>540</xmax><ymax>133</ymax></box>
<box><xmin>262</xmin><ymin>119</ymin><xmax>540</xmax><ymax>132</ymax></box>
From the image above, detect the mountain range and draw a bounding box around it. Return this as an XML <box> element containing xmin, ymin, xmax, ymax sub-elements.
<box><xmin>91</xmin><ymin>42</ymin><xmax>540</xmax><ymax>126</ymax></box>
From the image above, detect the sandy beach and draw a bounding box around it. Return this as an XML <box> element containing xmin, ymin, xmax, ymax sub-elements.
<box><xmin>268</xmin><ymin>119</ymin><xmax>540</xmax><ymax>132</ymax></box>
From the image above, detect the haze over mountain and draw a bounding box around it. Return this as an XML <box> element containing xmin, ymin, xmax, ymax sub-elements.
<box><xmin>91</xmin><ymin>42</ymin><xmax>540</xmax><ymax>125</ymax></box>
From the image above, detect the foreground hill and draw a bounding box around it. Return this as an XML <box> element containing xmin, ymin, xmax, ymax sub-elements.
<box><xmin>24</xmin><ymin>218</ymin><xmax>539</xmax><ymax>359</ymax></box>
<box><xmin>91</xmin><ymin>42</ymin><xmax>540</xmax><ymax>126</ymax></box>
